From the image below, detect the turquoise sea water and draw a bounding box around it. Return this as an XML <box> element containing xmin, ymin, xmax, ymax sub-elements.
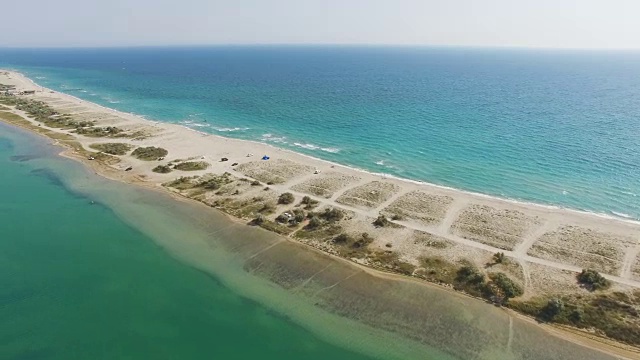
<box><xmin>1</xmin><ymin>46</ymin><xmax>639</xmax><ymax>220</ymax></box>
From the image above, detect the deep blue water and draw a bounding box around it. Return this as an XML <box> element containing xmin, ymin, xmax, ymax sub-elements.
<box><xmin>1</xmin><ymin>46</ymin><xmax>639</xmax><ymax>219</ymax></box>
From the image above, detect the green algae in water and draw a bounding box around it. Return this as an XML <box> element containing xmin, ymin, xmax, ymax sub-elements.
<box><xmin>0</xmin><ymin>124</ymin><xmax>375</xmax><ymax>360</ymax></box>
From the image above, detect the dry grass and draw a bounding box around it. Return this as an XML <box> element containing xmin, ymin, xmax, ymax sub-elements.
<box><xmin>291</xmin><ymin>172</ymin><xmax>360</xmax><ymax>198</ymax></box>
<box><xmin>236</xmin><ymin>159</ymin><xmax>314</xmax><ymax>184</ymax></box>
<box><xmin>452</xmin><ymin>205</ymin><xmax>541</xmax><ymax>250</ymax></box>
<box><xmin>381</xmin><ymin>191</ymin><xmax>453</xmax><ymax>226</ymax></box>
<box><xmin>336</xmin><ymin>181</ymin><xmax>399</xmax><ymax>209</ymax></box>
<box><xmin>528</xmin><ymin>226</ymin><xmax>636</xmax><ymax>275</ymax></box>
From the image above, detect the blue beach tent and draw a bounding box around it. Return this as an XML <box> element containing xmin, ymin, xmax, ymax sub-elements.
<box><xmin>262</xmin><ymin>155</ymin><xmax>270</xmax><ymax>160</ymax></box>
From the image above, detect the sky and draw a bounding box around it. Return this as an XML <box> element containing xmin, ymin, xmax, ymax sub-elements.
<box><xmin>2</xmin><ymin>0</ymin><xmax>640</xmax><ymax>49</ymax></box>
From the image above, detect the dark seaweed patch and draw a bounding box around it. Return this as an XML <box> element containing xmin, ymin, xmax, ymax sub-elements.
<box><xmin>29</xmin><ymin>168</ymin><xmax>66</xmax><ymax>188</ymax></box>
<box><xmin>10</xmin><ymin>154</ymin><xmax>40</xmax><ymax>162</ymax></box>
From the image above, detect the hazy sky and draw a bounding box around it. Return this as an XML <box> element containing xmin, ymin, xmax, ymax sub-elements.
<box><xmin>2</xmin><ymin>0</ymin><xmax>639</xmax><ymax>49</ymax></box>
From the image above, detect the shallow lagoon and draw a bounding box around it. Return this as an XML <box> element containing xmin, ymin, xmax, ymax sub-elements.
<box><xmin>0</xmin><ymin>122</ymin><xmax>616</xmax><ymax>359</ymax></box>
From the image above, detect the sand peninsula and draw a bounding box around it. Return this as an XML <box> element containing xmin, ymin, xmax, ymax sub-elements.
<box><xmin>1</xmin><ymin>70</ymin><xmax>640</xmax><ymax>355</ymax></box>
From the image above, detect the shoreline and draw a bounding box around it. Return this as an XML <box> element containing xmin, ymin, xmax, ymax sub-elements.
<box><xmin>2</xmin><ymin>69</ymin><xmax>640</xmax><ymax>357</ymax></box>
<box><xmin>9</xmin><ymin>67</ymin><xmax>640</xmax><ymax>225</ymax></box>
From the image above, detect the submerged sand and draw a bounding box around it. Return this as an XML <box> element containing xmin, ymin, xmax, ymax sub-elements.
<box><xmin>1</xmin><ymin>70</ymin><xmax>640</xmax><ymax>358</ymax></box>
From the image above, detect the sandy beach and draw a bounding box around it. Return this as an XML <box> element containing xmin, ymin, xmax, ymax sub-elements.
<box><xmin>1</xmin><ymin>69</ymin><xmax>640</xmax><ymax>355</ymax></box>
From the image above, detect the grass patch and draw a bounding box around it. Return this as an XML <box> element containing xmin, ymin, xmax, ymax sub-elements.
<box><xmin>174</xmin><ymin>161</ymin><xmax>209</xmax><ymax>171</ymax></box>
<box><xmin>131</xmin><ymin>146</ymin><xmax>168</xmax><ymax>160</ymax></box>
<box><xmin>0</xmin><ymin>110</ymin><xmax>28</xmax><ymax>124</ymax></box>
<box><xmin>416</xmin><ymin>256</ymin><xmax>460</xmax><ymax>284</ymax></box>
<box><xmin>89</xmin><ymin>142</ymin><xmax>133</xmax><ymax>155</ymax></box>
<box><xmin>163</xmin><ymin>176</ymin><xmax>199</xmax><ymax>190</ymax></box>
<box><xmin>510</xmin><ymin>291</ymin><xmax>640</xmax><ymax>346</ymax></box>
<box><xmin>0</xmin><ymin>96</ymin><xmax>96</xmax><ymax>130</ymax></box>
<box><xmin>75</xmin><ymin>126</ymin><xmax>124</xmax><ymax>137</ymax></box>
<box><xmin>368</xmin><ymin>251</ymin><xmax>416</xmax><ymax>275</ymax></box>
<box><xmin>577</xmin><ymin>269</ymin><xmax>611</xmax><ymax>291</ymax></box>
<box><xmin>197</xmin><ymin>173</ymin><xmax>234</xmax><ymax>190</ymax></box>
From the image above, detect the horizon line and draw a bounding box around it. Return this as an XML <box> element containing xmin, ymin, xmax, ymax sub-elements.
<box><xmin>1</xmin><ymin>43</ymin><xmax>640</xmax><ymax>52</ymax></box>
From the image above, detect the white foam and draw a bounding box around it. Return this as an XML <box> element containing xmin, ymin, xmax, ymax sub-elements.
<box><xmin>292</xmin><ymin>142</ymin><xmax>340</xmax><ymax>153</ymax></box>
<box><xmin>262</xmin><ymin>133</ymin><xmax>288</xmax><ymax>144</ymax></box>
<box><xmin>611</xmin><ymin>211</ymin><xmax>633</xmax><ymax>219</ymax></box>
<box><xmin>215</xmin><ymin>127</ymin><xmax>249</xmax><ymax>132</ymax></box>
<box><xmin>180</xmin><ymin>120</ymin><xmax>211</xmax><ymax>128</ymax></box>
<box><xmin>293</xmin><ymin>142</ymin><xmax>320</xmax><ymax>150</ymax></box>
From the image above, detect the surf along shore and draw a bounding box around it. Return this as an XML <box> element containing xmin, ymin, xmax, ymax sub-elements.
<box><xmin>1</xmin><ymin>69</ymin><xmax>640</xmax><ymax>357</ymax></box>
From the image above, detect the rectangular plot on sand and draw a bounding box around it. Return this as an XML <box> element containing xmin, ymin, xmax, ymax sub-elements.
<box><xmin>291</xmin><ymin>172</ymin><xmax>360</xmax><ymax>198</ymax></box>
<box><xmin>236</xmin><ymin>159</ymin><xmax>314</xmax><ymax>184</ymax></box>
<box><xmin>527</xmin><ymin>263</ymin><xmax>583</xmax><ymax>295</ymax></box>
<box><xmin>382</xmin><ymin>191</ymin><xmax>453</xmax><ymax>226</ymax></box>
<box><xmin>452</xmin><ymin>205</ymin><xmax>541</xmax><ymax>250</ymax></box>
<box><xmin>335</xmin><ymin>181</ymin><xmax>399</xmax><ymax>209</ymax></box>
<box><xmin>528</xmin><ymin>226</ymin><xmax>636</xmax><ymax>275</ymax></box>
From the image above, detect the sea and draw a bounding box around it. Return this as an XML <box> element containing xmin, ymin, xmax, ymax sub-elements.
<box><xmin>0</xmin><ymin>46</ymin><xmax>639</xmax><ymax>220</ymax></box>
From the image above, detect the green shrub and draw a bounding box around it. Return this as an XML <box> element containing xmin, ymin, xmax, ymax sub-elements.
<box><xmin>163</xmin><ymin>176</ymin><xmax>197</xmax><ymax>190</ymax></box>
<box><xmin>198</xmin><ymin>174</ymin><xmax>233</xmax><ymax>190</ymax></box>
<box><xmin>456</xmin><ymin>265</ymin><xmax>485</xmax><ymax>285</ymax></box>
<box><xmin>131</xmin><ymin>146</ymin><xmax>168</xmax><ymax>160</ymax></box>
<box><xmin>320</xmin><ymin>208</ymin><xmax>343</xmax><ymax>222</ymax></box>
<box><xmin>352</xmin><ymin>233</ymin><xmax>373</xmax><ymax>248</ymax></box>
<box><xmin>300</xmin><ymin>195</ymin><xmax>319</xmax><ymax>208</ymax></box>
<box><xmin>278</xmin><ymin>192</ymin><xmax>295</xmax><ymax>204</ymax></box>
<box><xmin>152</xmin><ymin>165</ymin><xmax>173</xmax><ymax>174</ymax></box>
<box><xmin>577</xmin><ymin>269</ymin><xmax>611</xmax><ymax>291</ymax></box>
<box><xmin>493</xmin><ymin>252</ymin><xmax>505</xmax><ymax>264</ymax></box>
<box><xmin>174</xmin><ymin>161</ymin><xmax>209</xmax><ymax>171</ymax></box>
<box><xmin>539</xmin><ymin>298</ymin><xmax>564</xmax><ymax>321</ymax></box>
<box><xmin>373</xmin><ymin>215</ymin><xmax>389</xmax><ymax>227</ymax></box>
<box><xmin>89</xmin><ymin>143</ymin><xmax>133</xmax><ymax>155</ymax></box>
<box><xmin>307</xmin><ymin>216</ymin><xmax>323</xmax><ymax>229</ymax></box>
<box><xmin>333</xmin><ymin>233</ymin><xmax>353</xmax><ymax>244</ymax></box>
<box><xmin>76</xmin><ymin>126</ymin><xmax>123</xmax><ymax>137</ymax></box>
<box><xmin>489</xmin><ymin>273</ymin><xmax>523</xmax><ymax>300</ymax></box>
